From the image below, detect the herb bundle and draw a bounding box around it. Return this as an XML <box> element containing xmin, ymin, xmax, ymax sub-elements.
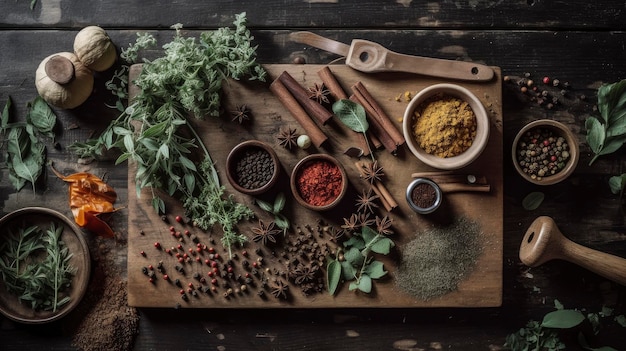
<box><xmin>585</xmin><ymin>79</ymin><xmax>626</xmax><ymax>165</ymax></box>
<box><xmin>0</xmin><ymin>222</ymin><xmax>76</xmax><ymax>312</ymax></box>
<box><xmin>70</xmin><ymin>13</ymin><xmax>265</xmax><ymax>257</ymax></box>
<box><xmin>1</xmin><ymin>96</ymin><xmax>57</xmax><ymax>192</ymax></box>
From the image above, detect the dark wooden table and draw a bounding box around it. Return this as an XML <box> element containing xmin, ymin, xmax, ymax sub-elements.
<box><xmin>1</xmin><ymin>1</ymin><xmax>625</xmax><ymax>350</ymax></box>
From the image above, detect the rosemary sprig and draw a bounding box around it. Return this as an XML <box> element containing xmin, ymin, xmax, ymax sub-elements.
<box><xmin>0</xmin><ymin>222</ymin><xmax>76</xmax><ymax>312</ymax></box>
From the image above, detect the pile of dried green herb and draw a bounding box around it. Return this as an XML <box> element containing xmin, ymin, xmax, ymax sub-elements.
<box><xmin>70</xmin><ymin>13</ymin><xmax>266</xmax><ymax>257</ymax></box>
<box><xmin>395</xmin><ymin>217</ymin><xmax>482</xmax><ymax>300</ymax></box>
<box><xmin>0</xmin><ymin>222</ymin><xmax>76</xmax><ymax>312</ymax></box>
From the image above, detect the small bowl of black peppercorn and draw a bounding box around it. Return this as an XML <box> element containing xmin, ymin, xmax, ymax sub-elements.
<box><xmin>226</xmin><ymin>140</ymin><xmax>281</xmax><ymax>195</ymax></box>
<box><xmin>512</xmin><ymin>119</ymin><xmax>579</xmax><ymax>185</ymax></box>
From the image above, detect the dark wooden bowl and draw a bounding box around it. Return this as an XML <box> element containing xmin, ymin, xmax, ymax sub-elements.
<box><xmin>290</xmin><ymin>154</ymin><xmax>348</xmax><ymax>211</ymax></box>
<box><xmin>225</xmin><ymin>140</ymin><xmax>281</xmax><ymax>196</ymax></box>
<box><xmin>512</xmin><ymin>119</ymin><xmax>579</xmax><ymax>185</ymax></box>
<box><xmin>0</xmin><ymin>207</ymin><xmax>91</xmax><ymax>324</ymax></box>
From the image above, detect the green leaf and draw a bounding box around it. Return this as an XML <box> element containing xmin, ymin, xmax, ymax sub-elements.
<box><xmin>332</xmin><ymin>99</ymin><xmax>369</xmax><ymax>133</ymax></box>
<box><xmin>541</xmin><ymin>309</ymin><xmax>585</xmax><ymax>329</ymax></box>
<box><xmin>340</xmin><ymin>260</ymin><xmax>357</xmax><ymax>280</ymax></box>
<box><xmin>615</xmin><ymin>314</ymin><xmax>626</xmax><ymax>327</ymax></box>
<box><xmin>522</xmin><ymin>191</ymin><xmax>545</xmax><ymax>210</ymax></box>
<box><xmin>608</xmin><ymin>175</ymin><xmax>626</xmax><ymax>195</ymax></box>
<box><xmin>1</xmin><ymin>96</ymin><xmax>11</xmax><ymax>131</ymax></box>
<box><xmin>26</xmin><ymin>97</ymin><xmax>57</xmax><ymax>138</ymax></box>
<box><xmin>356</xmin><ymin>274</ymin><xmax>372</xmax><ymax>293</ymax></box>
<box><xmin>273</xmin><ymin>192</ymin><xmax>286</xmax><ymax>213</ymax></box>
<box><xmin>142</xmin><ymin>121</ymin><xmax>167</xmax><ymax>138</ymax></box>
<box><xmin>361</xmin><ymin>226</ymin><xmax>377</xmax><ymax>243</ymax></box>
<box><xmin>585</xmin><ymin>117</ymin><xmax>605</xmax><ymax>154</ymax></box>
<box><xmin>158</xmin><ymin>144</ymin><xmax>170</xmax><ymax>159</ymax></box>
<box><xmin>179</xmin><ymin>156</ymin><xmax>197</xmax><ymax>172</ymax></box>
<box><xmin>344</xmin><ymin>247</ymin><xmax>364</xmax><ymax>267</ymax></box>
<box><xmin>370</xmin><ymin>237</ymin><xmax>394</xmax><ymax>255</ymax></box>
<box><xmin>364</xmin><ymin>260</ymin><xmax>387</xmax><ymax>279</ymax></box>
<box><xmin>256</xmin><ymin>199</ymin><xmax>273</xmax><ymax>213</ymax></box>
<box><xmin>343</xmin><ymin>236</ymin><xmax>365</xmax><ymax>250</ymax></box>
<box><xmin>327</xmin><ymin>260</ymin><xmax>341</xmax><ymax>295</ymax></box>
<box><xmin>554</xmin><ymin>299</ymin><xmax>564</xmax><ymax>310</ymax></box>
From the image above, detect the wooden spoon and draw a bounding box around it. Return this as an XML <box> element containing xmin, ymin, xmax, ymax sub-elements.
<box><xmin>519</xmin><ymin>216</ymin><xmax>626</xmax><ymax>286</ymax></box>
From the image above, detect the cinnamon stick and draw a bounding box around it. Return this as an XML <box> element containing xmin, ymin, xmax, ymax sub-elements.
<box><xmin>352</xmin><ymin>81</ymin><xmax>405</xmax><ymax>146</ymax></box>
<box><xmin>317</xmin><ymin>66</ymin><xmax>348</xmax><ymax>100</ymax></box>
<box><xmin>278</xmin><ymin>71</ymin><xmax>333</xmax><ymax>125</ymax></box>
<box><xmin>350</xmin><ymin>94</ymin><xmax>396</xmax><ymax>153</ymax></box>
<box><xmin>270</xmin><ymin>78</ymin><xmax>328</xmax><ymax>148</ymax></box>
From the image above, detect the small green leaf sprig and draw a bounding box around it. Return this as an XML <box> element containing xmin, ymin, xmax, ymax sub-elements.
<box><xmin>326</xmin><ymin>212</ymin><xmax>394</xmax><ymax>295</ymax></box>
<box><xmin>504</xmin><ymin>299</ymin><xmax>626</xmax><ymax>351</ymax></box>
<box><xmin>0</xmin><ymin>222</ymin><xmax>76</xmax><ymax>312</ymax></box>
<box><xmin>255</xmin><ymin>192</ymin><xmax>290</xmax><ymax>234</ymax></box>
<box><xmin>1</xmin><ymin>96</ymin><xmax>57</xmax><ymax>192</ymax></box>
<box><xmin>585</xmin><ymin>79</ymin><xmax>626</xmax><ymax>165</ymax></box>
<box><xmin>332</xmin><ymin>99</ymin><xmax>373</xmax><ymax>160</ymax></box>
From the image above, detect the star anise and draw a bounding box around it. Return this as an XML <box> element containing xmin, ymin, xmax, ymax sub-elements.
<box><xmin>251</xmin><ymin>219</ymin><xmax>281</xmax><ymax>245</ymax></box>
<box><xmin>375</xmin><ymin>215</ymin><xmax>394</xmax><ymax>236</ymax></box>
<box><xmin>357</xmin><ymin>212</ymin><xmax>375</xmax><ymax>228</ymax></box>
<box><xmin>277</xmin><ymin>126</ymin><xmax>299</xmax><ymax>150</ymax></box>
<box><xmin>356</xmin><ymin>188</ymin><xmax>380</xmax><ymax>214</ymax></box>
<box><xmin>231</xmin><ymin>104</ymin><xmax>250</xmax><ymax>123</ymax></box>
<box><xmin>270</xmin><ymin>279</ymin><xmax>289</xmax><ymax>299</ymax></box>
<box><xmin>327</xmin><ymin>226</ymin><xmax>344</xmax><ymax>243</ymax></box>
<box><xmin>341</xmin><ymin>213</ymin><xmax>359</xmax><ymax>232</ymax></box>
<box><xmin>291</xmin><ymin>263</ymin><xmax>319</xmax><ymax>285</ymax></box>
<box><xmin>307</xmin><ymin>83</ymin><xmax>331</xmax><ymax>104</ymax></box>
<box><xmin>361</xmin><ymin>160</ymin><xmax>384</xmax><ymax>184</ymax></box>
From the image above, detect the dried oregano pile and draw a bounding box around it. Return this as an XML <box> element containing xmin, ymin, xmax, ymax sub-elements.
<box><xmin>395</xmin><ymin>217</ymin><xmax>482</xmax><ymax>300</ymax></box>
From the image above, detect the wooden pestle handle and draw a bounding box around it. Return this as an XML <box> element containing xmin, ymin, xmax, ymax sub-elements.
<box><xmin>519</xmin><ymin>216</ymin><xmax>626</xmax><ymax>286</ymax></box>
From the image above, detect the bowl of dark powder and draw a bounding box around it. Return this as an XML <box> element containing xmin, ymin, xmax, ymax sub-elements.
<box><xmin>226</xmin><ymin>140</ymin><xmax>281</xmax><ymax>195</ymax></box>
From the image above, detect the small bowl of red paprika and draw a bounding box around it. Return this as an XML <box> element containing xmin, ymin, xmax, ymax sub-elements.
<box><xmin>290</xmin><ymin>154</ymin><xmax>348</xmax><ymax>211</ymax></box>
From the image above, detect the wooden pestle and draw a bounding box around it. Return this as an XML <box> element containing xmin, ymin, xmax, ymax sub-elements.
<box><xmin>519</xmin><ymin>216</ymin><xmax>626</xmax><ymax>286</ymax></box>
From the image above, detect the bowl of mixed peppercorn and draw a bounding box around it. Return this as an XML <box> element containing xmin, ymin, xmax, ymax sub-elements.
<box><xmin>512</xmin><ymin>119</ymin><xmax>579</xmax><ymax>185</ymax></box>
<box><xmin>402</xmin><ymin>83</ymin><xmax>490</xmax><ymax>170</ymax></box>
<box><xmin>226</xmin><ymin>140</ymin><xmax>281</xmax><ymax>195</ymax></box>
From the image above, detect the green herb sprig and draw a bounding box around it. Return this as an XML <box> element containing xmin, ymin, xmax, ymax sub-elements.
<box><xmin>70</xmin><ymin>13</ymin><xmax>265</xmax><ymax>257</ymax></box>
<box><xmin>504</xmin><ymin>299</ymin><xmax>625</xmax><ymax>351</ymax></box>
<box><xmin>255</xmin><ymin>192</ymin><xmax>290</xmax><ymax>234</ymax></box>
<box><xmin>0</xmin><ymin>222</ymin><xmax>76</xmax><ymax>312</ymax></box>
<box><xmin>327</xmin><ymin>224</ymin><xmax>393</xmax><ymax>295</ymax></box>
<box><xmin>1</xmin><ymin>96</ymin><xmax>57</xmax><ymax>192</ymax></box>
<box><xmin>585</xmin><ymin>79</ymin><xmax>626</xmax><ymax>165</ymax></box>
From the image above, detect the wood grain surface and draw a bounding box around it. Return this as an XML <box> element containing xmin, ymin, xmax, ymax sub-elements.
<box><xmin>127</xmin><ymin>64</ymin><xmax>503</xmax><ymax>308</ymax></box>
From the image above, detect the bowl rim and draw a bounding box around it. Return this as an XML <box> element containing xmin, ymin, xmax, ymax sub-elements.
<box><xmin>511</xmin><ymin>119</ymin><xmax>579</xmax><ymax>185</ymax></box>
<box><xmin>226</xmin><ymin>139</ymin><xmax>281</xmax><ymax>195</ymax></box>
<box><xmin>402</xmin><ymin>83</ymin><xmax>490</xmax><ymax>170</ymax></box>
<box><xmin>290</xmin><ymin>153</ymin><xmax>348</xmax><ymax>211</ymax></box>
<box><xmin>0</xmin><ymin>207</ymin><xmax>91</xmax><ymax>324</ymax></box>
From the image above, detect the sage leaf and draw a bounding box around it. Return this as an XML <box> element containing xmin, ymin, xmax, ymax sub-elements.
<box><xmin>522</xmin><ymin>191</ymin><xmax>545</xmax><ymax>210</ymax></box>
<box><xmin>273</xmin><ymin>192</ymin><xmax>286</xmax><ymax>213</ymax></box>
<box><xmin>1</xmin><ymin>96</ymin><xmax>11</xmax><ymax>132</ymax></box>
<box><xmin>364</xmin><ymin>260</ymin><xmax>387</xmax><ymax>279</ymax></box>
<box><xmin>344</xmin><ymin>247</ymin><xmax>364</xmax><ymax>267</ymax></box>
<box><xmin>332</xmin><ymin>99</ymin><xmax>368</xmax><ymax>133</ymax></box>
<box><xmin>353</xmin><ymin>275</ymin><xmax>372</xmax><ymax>293</ymax></box>
<box><xmin>616</xmin><ymin>314</ymin><xmax>626</xmax><ymax>327</ymax></box>
<box><xmin>340</xmin><ymin>260</ymin><xmax>357</xmax><ymax>280</ymax></box>
<box><xmin>585</xmin><ymin>117</ymin><xmax>605</xmax><ymax>154</ymax></box>
<box><xmin>343</xmin><ymin>236</ymin><xmax>366</xmax><ymax>250</ymax></box>
<box><xmin>255</xmin><ymin>199</ymin><xmax>273</xmax><ymax>213</ymax></box>
<box><xmin>327</xmin><ymin>260</ymin><xmax>341</xmax><ymax>295</ymax></box>
<box><xmin>26</xmin><ymin>96</ymin><xmax>57</xmax><ymax>138</ymax></box>
<box><xmin>541</xmin><ymin>309</ymin><xmax>585</xmax><ymax>329</ymax></box>
<box><xmin>370</xmin><ymin>237</ymin><xmax>394</xmax><ymax>255</ymax></box>
<box><xmin>608</xmin><ymin>174</ymin><xmax>626</xmax><ymax>195</ymax></box>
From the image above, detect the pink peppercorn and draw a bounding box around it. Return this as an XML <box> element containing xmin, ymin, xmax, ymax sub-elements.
<box><xmin>543</xmin><ymin>76</ymin><xmax>550</xmax><ymax>84</ymax></box>
<box><xmin>140</xmin><ymin>251</ymin><xmax>146</xmax><ymax>257</ymax></box>
<box><xmin>154</xmin><ymin>242</ymin><xmax>161</xmax><ymax>249</ymax></box>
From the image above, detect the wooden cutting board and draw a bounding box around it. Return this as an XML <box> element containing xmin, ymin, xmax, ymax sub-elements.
<box><xmin>127</xmin><ymin>64</ymin><xmax>503</xmax><ymax>308</ymax></box>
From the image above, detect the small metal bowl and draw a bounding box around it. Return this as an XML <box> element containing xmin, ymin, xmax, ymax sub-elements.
<box><xmin>0</xmin><ymin>207</ymin><xmax>91</xmax><ymax>324</ymax></box>
<box><xmin>402</xmin><ymin>83</ymin><xmax>490</xmax><ymax>170</ymax></box>
<box><xmin>226</xmin><ymin>140</ymin><xmax>281</xmax><ymax>196</ymax></box>
<box><xmin>290</xmin><ymin>154</ymin><xmax>348</xmax><ymax>211</ymax></box>
<box><xmin>406</xmin><ymin>178</ymin><xmax>443</xmax><ymax>214</ymax></box>
<box><xmin>512</xmin><ymin>119</ymin><xmax>579</xmax><ymax>185</ymax></box>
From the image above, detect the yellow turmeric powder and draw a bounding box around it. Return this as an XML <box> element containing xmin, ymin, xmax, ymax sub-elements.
<box><xmin>411</xmin><ymin>94</ymin><xmax>477</xmax><ymax>158</ymax></box>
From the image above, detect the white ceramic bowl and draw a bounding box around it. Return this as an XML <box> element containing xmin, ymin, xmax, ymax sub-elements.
<box><xmin>402</xmin><ymin>83</ymin><xmax>490</xmax><ymax>170</ymax></box>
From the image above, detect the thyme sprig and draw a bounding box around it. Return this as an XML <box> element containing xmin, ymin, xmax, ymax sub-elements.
<box><xmin>69</xmin><ymin>13</ymin><xmax>265</xmax><ymax>257</ymax></box>
<box><xmin>0</xmin><ymin>222</ymin><xmax>76</xmax><ymax>312</ymax></box>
